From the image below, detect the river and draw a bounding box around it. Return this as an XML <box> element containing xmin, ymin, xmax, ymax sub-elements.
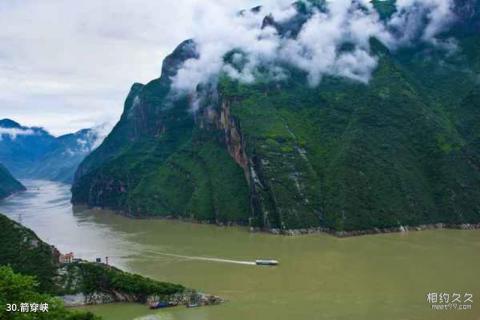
<box><xmin>0</xmin><ymin>180</ymin><xmax>479</xmax><ymax>320</ymax></box>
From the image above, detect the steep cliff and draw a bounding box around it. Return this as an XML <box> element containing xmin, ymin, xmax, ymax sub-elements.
<box><xmin>72</xmin><ymin>1</ymin><xmax>480</xmax><ymax>232</ymax></box>
<box><xmin>72</xmin><ymin>40</ymin><xmax>250</xmax><ymax>224</ymax></box>
<box><xmin>0</xmin><ymin>164</ymin><xmax>25</xmax><ymax>200</ymax></box>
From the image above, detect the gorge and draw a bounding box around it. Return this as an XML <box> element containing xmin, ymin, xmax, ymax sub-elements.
<box><xmin>1</xmin><ymin>180</ymin><xmax>479</xmax><ymax>320</ymax></box>
<box><xmin>72</xmin><ymin>0</ymin><xmax>480</xmax><ymax>233</ymax></box>
<box><xmin>1</xmin><ymin>1</ymin><xmax>480</xmax><ymax>319</ymax></box>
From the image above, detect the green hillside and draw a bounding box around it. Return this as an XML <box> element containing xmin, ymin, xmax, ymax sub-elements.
<box><xmin>0</xmin><ymin>213</ymin><xmax>188</xmax><ymax>318</ymax></box>
<box><xmin>72</xmin><ymin>2</ymin><xmax>480</xmax><ymax>232</ymax></box>
<box><xmin>0</xmin><ymin>164</ymin><xmax>25</xmax><ymax>200</ymax></box>
<box><xmin>0</xmin><ymin>266</ymin><xmax>101</xmax><ymax>320</ymax></box>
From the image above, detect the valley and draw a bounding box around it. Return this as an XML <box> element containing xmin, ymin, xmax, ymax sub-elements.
<box><xmin>1</xmin><ymin>180</ymin><xmax>479</xmax><ymax>320</ymax></box>
<box><xmin>1</xmin><ymin>1</ymin><xmax>480</xmax><ymax>319</ymax></box>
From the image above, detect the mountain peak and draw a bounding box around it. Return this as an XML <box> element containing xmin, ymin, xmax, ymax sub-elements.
<box><xmin>0</xmin><ymin>119</ymin><xmax>22</xmax><ymax>129</ymax></box>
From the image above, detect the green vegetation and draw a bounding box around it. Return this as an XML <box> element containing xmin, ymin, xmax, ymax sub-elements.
<box><xmin>128</xmin><ymin>135</ymin><xmax>250</xmax><ymax>223</ymax></box>
<box><xmin>0</xmin><ymin>164</ymin><xmax>25</xmax><ymax>200</ymax></box>
<box><xmin>0</xmin><ymin>214</ymin><xmax>58</xmax><ymax>293</ymax></box>
<box><xmin>371</xmin><ymin>0</ymin><xmax>396</xmax><ymax>20</ymax></box>
<box><xmin>218</xmin><ymin>36</ymin><xmax>480</xmax><ymax>230</ymax></box>
<box><xmin>72</xmin><ymin>13</ymin><xmax>480</xmax><ymax>232</ymax></box>
<box><xmin>72</xmin><ymin>41</ymin><xmax>250</xmax><ymax>224</ymax></box>
<box><xmin>0</xmin><ymin>266</ymin><xmax>100</xmax><ymax>320</ymax></box>
<box><xmin>62</xmin><ymin>263</ymin><xmax>184</xmax><ymax>302</ymax></box>
<box><xmin>0</xmin><ymin>213</ymin><xmax>187</xmax><ymax>318</ymax></box>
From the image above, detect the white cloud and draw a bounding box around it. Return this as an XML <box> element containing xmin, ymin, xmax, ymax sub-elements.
<box><xmin>89</xmin><ymin>123</ymin><xmax>113</xmax><ymax>150</ymax></box>
<box><xmin>172</xmin><ymin>0</ymin><xmax>459</xmax><ymax>93</ymax></box>
<box><xmin>388</xmin><ymin>0</ymin><xmax>456</xmax><ymax>46</ymax></box>
<box><xmin>0</xmin><ymin>0</ymin><xmax>460</xmax><ymax>134</ymax></box>
<box><xmin>0</xmin><ymin>127</ymin><xmax>35</xmax><ymax>140</ymax></box>
<box><xmin>0</xmin><ymin>0</ymin><xmax>263</xmax><ymax>135</ymax></box>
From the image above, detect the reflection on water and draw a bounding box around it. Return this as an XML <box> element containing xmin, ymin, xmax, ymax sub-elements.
<box><xmin>1</xmin><ymin>180</ymin><xmax>479</xmax><ymax>320</ymax></box>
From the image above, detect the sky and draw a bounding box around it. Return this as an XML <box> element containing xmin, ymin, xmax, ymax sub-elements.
<box><xmin>0</xmin><ymin>0</ymin><xmax>267</xmax><ymax>136</ymax></box>
<box><xmin>0</xmin><ymin>0</ymin><xmax>456</xmax><ymax>136</ymax></box>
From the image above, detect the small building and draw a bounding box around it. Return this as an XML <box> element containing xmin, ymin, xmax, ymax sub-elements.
<box><xmin>59</xmin><ymin>252</ymin><xmax>74</xmax><ymax>264</ymax></box>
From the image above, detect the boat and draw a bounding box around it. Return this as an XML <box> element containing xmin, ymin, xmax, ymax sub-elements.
<box><xmin>149</xmin><ymin>301</ymin><xmax>177</xmax><ymax>309</ymax></box>
<box><xmin>255</xmin><ymin>259</ymin><xmax>279</xmax><ymax>266</ymax></box>
<box><xmin>187</xmin><ymin>303</ymin><xmax>200</xmax><ymax>308</ymax></box>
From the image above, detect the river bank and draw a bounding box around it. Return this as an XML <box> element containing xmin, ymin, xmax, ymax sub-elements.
<box><xmin>261</xmin><ymin>222</ymin><xmax>480</xmax><ymax>237</ymax></box>
<box><xmin>59</xmin><ymin>261</ymin><xmax>223</xmax><ymax>309</ymax></box>
<box><xmin>0</xmin><ymin>208</ymin><xmax>223</xmax><ymax>316</ymax></box>
<box><xmin>1</xmin><ymin>180</ymin><xmax>479</xmax><ymax>320</ymax></box>
<box><xmin>82</xmin><ymin>205</ymin><xmax>480</xmax><ymax>238</ymax></box>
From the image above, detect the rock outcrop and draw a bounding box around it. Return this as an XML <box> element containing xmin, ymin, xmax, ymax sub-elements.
<box><xmin>72</xmin><ymin>1</ymin><xmax>480</xmax><ymax>233</ymax></box>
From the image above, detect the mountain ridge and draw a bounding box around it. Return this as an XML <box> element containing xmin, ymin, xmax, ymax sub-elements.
<box><xmin>72</xmin><ymin>0</ymin><xmax>480</xmax><ymax>232</ymax></box>
<box><xmin>0</xmin><ymin>119</ymin><xmax>100</xmax><ymax>183</ymax></box>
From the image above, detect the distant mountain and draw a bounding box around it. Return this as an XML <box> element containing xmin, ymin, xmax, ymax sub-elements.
<box><xmin>0</xmin><ymin>119</ymin><xmax>58</xmax><ymax>175</ymax></box>
<box><xmin>0</xmin><ymin>119</ymin><xmax>99</xmax><ymax>183</ymax></box>
<box><xmin>25</xmin><ymin>129</ymin><xmax>99</xmax><ymax>183</ymax></box>
<box><xmin>0</xmin><ymin>164</ymin><xmax>25</xmax><ymax>200</ymax></box>
<box><xmin>72</xmin><ymin>0</ymin><xmax>480</xmax><ymax>232</ymax></box>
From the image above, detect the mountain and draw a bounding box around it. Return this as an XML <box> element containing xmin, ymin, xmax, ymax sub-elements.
<box><xmin>0</xmin><ymin>120</ymin><xmax>99</xmax><ymax>183</ymax></box>
<box><xmin>0</xmin><ymin>119</ymin><xmax>58</xmax><ymax>175</ymax></box>
<box><xmin>0</xmin><ymin>213</ymin><xmax>184</xmax><ymax>295</ymax></box>
<box><xmin>0</xmin><ymin>164</ymin><xmax>26</xmax><ymax>200</ymax></box>
<box><xmin>0</xmin><ymin>213</ymin><xmax>60</xmax><ymax>292</ymax></box>
<box><xmin>26</xmin><ymin>129</ymin><xmax>99</xmax><ymax>183</ymax></box>
<box><xmin>72</xmin><ymin>1</ymin><xmax>480</xmax><ymax>232</ymax></box>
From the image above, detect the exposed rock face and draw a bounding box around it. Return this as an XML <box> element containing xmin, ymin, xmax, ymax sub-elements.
<box><xmin>149</xmin><ymin>290</ymin><xmax>224</xmax><ymax>308</ymax></box>
<box><xmin>63</xmin><ymin>289</ymin><xmax>224</xmax><ymax>308</ymax></box>
<box><xmin>216</xmin><ymin>100</ymin><xmax>249</xmax><ymax>173</ymax></box>
<box><xmin>72</xmin><ymin>1</ymin><xmax>480</xmax><ymax>233</ymax></box>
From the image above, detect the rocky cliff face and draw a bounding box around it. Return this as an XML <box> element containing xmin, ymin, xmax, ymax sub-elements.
<box><xmin>72</xmin><ymin>40</ymin><xmax>250</xmax><ymax>224</ymax></box>
<box><xmin>72</xmin><ymin>1</ymin><xmax>480</xmax><ymax>232</ymax></box>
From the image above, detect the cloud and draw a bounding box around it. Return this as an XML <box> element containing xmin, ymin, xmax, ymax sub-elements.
<box><xmin>89</xmin><ymin>123</ymin><xmax>113</xmax><ymax>150</ymax></box>
<box><xmin>0</xmin><ymin>0</ymin><xmax>460</xmax><ymax>134</ymax></box>
<box><xmin>172</xmin><ymin>0</ymin><xmax>459</xmax><ymax>93</ymax></box>
<box><xmin>388</xmin><ymin>0</ymin><xmax>456</xmax><ymax>46</ymax></box>
<box><xmin>0</xmin><ymin>0</ymin><xmax>263</xmax><ymax>135</ymax></box>
<box><xmin>0</xmin><ymin>127</ymin><xmax>35</xmax><ymax>140</ymax></box>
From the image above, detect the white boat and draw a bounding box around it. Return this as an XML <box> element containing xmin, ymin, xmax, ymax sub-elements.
<box><xmin>255</xmin><ymin>259</ymin><xmax>279</xmax><ymax>266</ymax></box>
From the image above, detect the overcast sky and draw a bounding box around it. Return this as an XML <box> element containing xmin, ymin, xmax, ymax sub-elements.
<box><xmin>0</xmin><ymin>0</ymin><xmax>456</xmax><ymax>136</ymax></box>
<box><xmin>0</xmin><ymin>0</ymin><xmax>266</xmax><ymax>136</ymax></box>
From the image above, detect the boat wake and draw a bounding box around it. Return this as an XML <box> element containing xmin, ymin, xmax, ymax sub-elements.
<box><xmin>150</xmin><ymin>251</ymin><xmax>256</xmax><ymax>266</ymax></box>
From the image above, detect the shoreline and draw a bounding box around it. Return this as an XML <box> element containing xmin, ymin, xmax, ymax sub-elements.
<box><xmin>78</xmin><ymin>205</ymin><xmax>480</xmax><ymax>238</ymax></box>
<box><xmin>260</xmin><ymin>223</ymin><xmax>480</xmax><ymax>237</ymax></box>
